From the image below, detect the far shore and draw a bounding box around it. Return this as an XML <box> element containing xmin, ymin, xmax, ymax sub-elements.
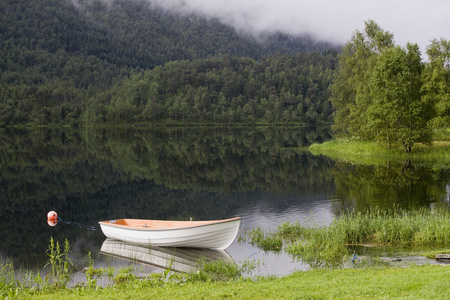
<box><xmin>308</xmin><ymin>136</ymin><xmax>450</xmax><ymax>167</ymax></box>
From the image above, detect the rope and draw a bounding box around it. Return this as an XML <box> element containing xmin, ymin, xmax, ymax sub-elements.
<box><xmin>351</xmin><ymin>251</ymin><xmax>361</xmax><ymax>263</ymax></box>
<box><xmin>58</xmin><ymin>217</ymin><xmax>98</xmax><ymax>231</ymax></box>
<box><xmin>239</xmin><ymin>230</ymin><xmax>258</xmax><ymax>256</ymax></box>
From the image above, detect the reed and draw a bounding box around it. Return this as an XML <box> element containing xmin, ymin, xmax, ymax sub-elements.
<box><xmin>248</xmin><ymin>207</ymin><xmax>450</xmax><ymax>265</ymax></box>
<box><xmin>1</xmin><ymin>237</ymin><xmax>259</xmax><ymax>298</ymax></box>
<box><xmin>335</xmin><ymin>208</ymin><xmax>450</xmax><ymax>246</ymax></box>
<box><xmin>113</xmin><ymin>267</ymin><xmax>136</xmax><ymax>284</ymax></box>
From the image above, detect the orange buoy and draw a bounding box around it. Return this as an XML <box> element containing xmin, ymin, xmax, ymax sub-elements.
<box><xmin>47</xmin><ymin>211</ymin><xmax>58</xmax><ymax>221</ymax></box>
<box><xmin>47</xmin><ymin>218</ymin><xmax>58</xmax><ymax>227</ymax></box>
<box><xmin>47</xmin><ymin>211</ymin><xmax>58</xmax><ymax>227</ymax></box>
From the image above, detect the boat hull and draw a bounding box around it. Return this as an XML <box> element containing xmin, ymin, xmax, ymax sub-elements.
<box><xmin>98</xmin><ymin>217</ymin><xmax>241</xmax><ymax>250</ymax></box>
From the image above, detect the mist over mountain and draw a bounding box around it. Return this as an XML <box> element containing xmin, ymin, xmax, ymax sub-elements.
<box><xmin>1</xmin><ymin>0</ymin><xmax>338</xmax><ymax>84</ymax></box>
<box><xmin>139</xmin><ymin>0</ymin><xmax>449</xmax><ymax>55</ymax></box>
<box><xmin>0</xmin><ymin>0</ymin><xmax>340</xmax><ymax>126</ymax></box>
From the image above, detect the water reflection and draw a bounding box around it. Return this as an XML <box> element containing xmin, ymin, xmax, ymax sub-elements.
<box><xmin>0</xmin><ymin>127</ymin><xmax>449</xmax><ymax>276</ymax></box>
<box><xmin>99</xmin><ymin>239</ymin><xmax>233</xmax><ymax>273</ymax></box>
<box><xmin>331</xmin><ymin>160</ymin><xmax>450</xmax><ymax>214</ymax></box>
<box><xmin>237</xmin><ymin>190</ymin><xmax>335</xmax><ymax>230</ymax></box>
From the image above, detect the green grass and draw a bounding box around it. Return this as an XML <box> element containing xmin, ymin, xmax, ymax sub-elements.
<box><xmin>17</xmin><ymin>265</ymin><xmax>450</xmax><ymax>299</ymax></box>
<box><xmin>325</xmin><ymin>208</ymin><xmax>450</xmax><ymax>247</ymax></box>
<box><xmin>1</xmin><ymin>238</ymin><xmax>258</xmax><ymax>298</ymax></box>
<box><xmin>420</xmin><ymin>249</ymin><xmax>450</xmax><ymax>259</ymax></box>
<box><xmin>309</xmin><ymin>138</ymin><xmax>450</xmax><ymax>166</ymax></box>
<box><xmin>3</xmin><ymin>235</ymin><xmax>450</xmax><ymax>299</ymax></box>
<box><xmin>433</xmin><ymin>128</ymin><xmax>450</xmax><ymax>141</ymax></box>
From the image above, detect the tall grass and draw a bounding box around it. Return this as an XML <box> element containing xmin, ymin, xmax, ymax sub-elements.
<box><xmin>0</xmin><ymin>258</ymin><xmax>17</xmax><ymax>298</ymax></box>
<box><xmin>1</xmin><ymin>237</ymin><xmax>257</xmax><ymax>298</ymax></box>
<box><xmin>45</xmin><ymin>237</ymin><xmax>72</xmax><ymax>288</ymax></box>
<box><xmin>248</xmin><ymin>207</ymin><xmax>450</xmax><ymax>266</ymax></box>
<box><xmin>0</xmin><ymin>237</ymin><xmax>75</xmax><ymax>297</ymax></box>
<box><xmin>334</xmin><ymin>208</ymin><xmax>450</xmax><ymax>246</ymax></box>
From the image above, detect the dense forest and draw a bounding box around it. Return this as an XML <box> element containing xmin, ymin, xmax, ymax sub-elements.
<box><xmin>85</xmin><ymin>53</ymin><xmax>337</xmax><ymax>125</ymax></box>
<box><xmin>331</xmin><ymin>21</ymin><xmax>450</xmax><ymax>151</ymax></box>
<box><xmin>1</xmin><ymin>0</ymin><xmax>448</xmax><ymax>135</ymax></box>
<box><xmin>0</xmin><ymin>0</ymin><xmax>338</xmax><ymax>126</ymax></box>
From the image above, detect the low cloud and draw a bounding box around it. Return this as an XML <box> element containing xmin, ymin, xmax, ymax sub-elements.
<box><xmin>148</xmin><ymin>0</ymin><xmax>450</xmax><ymax>53</ymax></box>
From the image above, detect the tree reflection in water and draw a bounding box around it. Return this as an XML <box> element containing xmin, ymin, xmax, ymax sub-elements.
<box><xmin>0</xmin><ymin>127</ymin><xmax>448</xmax><ymax>273</ymax></box>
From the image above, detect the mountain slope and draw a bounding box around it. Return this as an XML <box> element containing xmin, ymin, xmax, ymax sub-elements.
<box><xmin>0</xmin><ymin>0</ymin><xmax>339</xmax><ymax>126</ymax></box>
<box><xmin>0</xmin><ymin>0</ymin><xmax>337</xmax><ymax>86</ymax></box>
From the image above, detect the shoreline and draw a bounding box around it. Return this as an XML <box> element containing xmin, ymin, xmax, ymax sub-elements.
<box><xmin>16</xmin><ymin>264</ymin><xmax>450</xmax><ymax>299</ymax></box>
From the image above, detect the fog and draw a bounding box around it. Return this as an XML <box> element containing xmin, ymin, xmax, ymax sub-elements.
<box><xmin>148</xmin><ymin>0</ymin><xmax>449</xmax><ymax>54</ymax></box>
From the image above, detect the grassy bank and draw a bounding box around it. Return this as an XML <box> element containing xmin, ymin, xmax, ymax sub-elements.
<box><xmin>308</xmin><ymin>129</ymin><xmax>450</xmax><ymax>167</ymax></box>
<box><xmin>3</xmin><ymin>221</ymin><xmax>450</xmax><ymax>299</ymax></box>
<box><xmin>308</xmin><ymin>139</ymin><xmax>450</xmax><ymax>166</ymax></box>
<box><xmin>308</xmin><ymin>128</ymin><xmax>450</xmax><ymax>166</ymax></box>
<box><xmin>7</xmin><ymin>265</ymin><xmax>449</xmax><ymax>299</ymax></box>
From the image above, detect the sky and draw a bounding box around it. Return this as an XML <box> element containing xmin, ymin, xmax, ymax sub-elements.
<box><xmin>148</xmin><ymin>0</ymin><xmax>450</xmax><ymax>55</ymax></box>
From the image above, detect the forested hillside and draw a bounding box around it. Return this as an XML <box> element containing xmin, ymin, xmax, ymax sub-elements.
<box><xmin>86</xmin><ymin>53</ymin><xmax>337</xmax><ymax>125</ymax></box>
<box><xmin>0</xmin><ymin>0</ymin><xmax>338</xmax><ymax>126</ymax></box>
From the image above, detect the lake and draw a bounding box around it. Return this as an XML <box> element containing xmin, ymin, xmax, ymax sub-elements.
<box><xmin>1</xmin><ymin>127</ymin><xmax>449</xmax><ymax>281</ymax></box>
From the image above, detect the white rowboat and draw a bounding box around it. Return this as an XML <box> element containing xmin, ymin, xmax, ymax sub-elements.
<box><xmin>98</xmin><ymin>217</ymin><xmax>241</xmax><ymax>250</ymax></box>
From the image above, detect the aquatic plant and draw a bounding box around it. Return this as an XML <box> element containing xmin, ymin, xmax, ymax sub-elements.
<box><xmin>248</xmin><ymin>228</ymin><xmax>283</xmax><ymax>252</ymax></box>
<box><xmin>1</xmin><ymin>237</ymin><xmax>74</xmax><ymax>297</ymax></box>
<box><xmin>45</xmin><ymin>237</ymin><xmax>73</xmax><ymax>288</ymax></box>
<box><xmin>83</xmin><ymin>252</ymin><xmax>105</xmax><ymax>289</ymax></box>
<box><xmin>113</xmin><ymin>267</ymin><xmax>136</xmax><ymax>284</ymax></box>
<box><xmin>247</xmin><ymin>208</ymin><xmax>450</xmax><ymax>267</ymax></box>
<box><xmin>184</xmin><ymin>259</ymin><xmax>257</xmax><ymax>282</ymax></box>
<box><xmin>334</xmin><ymin>208</ymin><xmax>450</xmax><ymax>246</ymax></box>
<box><xmin>0</xmin><ymin>258</ymin><xmax>18</xmax><ymax>298</ymax></box>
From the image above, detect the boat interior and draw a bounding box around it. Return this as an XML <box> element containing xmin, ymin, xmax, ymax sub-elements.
<box><xmin>100</xmin><ymin>217</ymin><xmax>240</xmax><ymax>229</ymax></box>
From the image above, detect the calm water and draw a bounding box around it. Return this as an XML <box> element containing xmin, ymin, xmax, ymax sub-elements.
<box><xmin>1</xmin><ymin>127</ymin><xmax>449</xmax><ymax>280</ymax></box>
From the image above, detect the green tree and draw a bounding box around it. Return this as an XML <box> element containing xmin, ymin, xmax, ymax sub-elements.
<box><xmin>330</xmin><ymin>20</ymin><xmax>394</xmax><ymax>137</ymax></box>
<box><xmin>369</xmin><ymin>44</ymin><xmax>433</xmax><ymax>152</ymax></box>
<box><xmin>331</xmin><ymin>21</ymin><xmax>435</xmax><ymax>152</ymax></box>
<box><xmin>422</xmin><ymin>38</ymin><xmax>450</xmax><ymax>128</ymax></box>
